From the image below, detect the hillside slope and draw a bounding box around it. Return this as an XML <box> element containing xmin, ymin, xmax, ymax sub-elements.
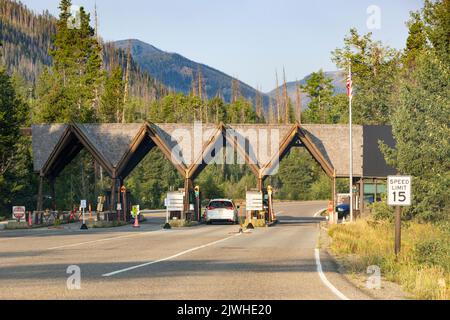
<box><xmin>0</xmin><ymin>0</ymin><xmax>166</xmax><ymax>100</ymax></box>
<box><xmin>267</xmin><ymin>71</ymin><xmax>346</xmax><ymax>110</ymax></box>
<box><xmin>115</xmin><ymin>39</ymin><xmax>270</xmax><ymax>107</ymax></box>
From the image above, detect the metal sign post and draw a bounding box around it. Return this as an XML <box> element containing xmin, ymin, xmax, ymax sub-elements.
<box><xmin>116</xmin><ymin>202</ymin><xmax>122</xmax><ymax>222</ymax></box>
<box><xmin>163</xmin><ymin>198</ymin><xmax>171</xmax><ymax>229</ymax></box>
<box><xmin>80</xmin><ymin>200</ymin><xmax>88</xmax><ymax>230</ymax></box>
<box><xmin>121</xmin><ymin>186</ymin><xmax>127</xmax><ymax>222</ymax></box>
<box><xmin>267</xmin><ymin>186</ymin><xmax>274</xmax><ymax>223</ymax></box>
<box><xmin>194</xmin><ymin>186</ymin><xmax>200</xmax><ymax>222</ymax></box>
<box><xmin>387</xmin><ymin>176</ymin><xmax>412</xmax><ymax>256</ymax></box>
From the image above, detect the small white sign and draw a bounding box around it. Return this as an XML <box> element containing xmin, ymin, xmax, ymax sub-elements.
<box><xmin>246</xmin><ymin>191</ymin><xmax>263</xmax><ymax>211</ymax></box>
<box><xmin>80</xmin><ymin>200</ymin><xmax>87</xmax><ymax>209</ymax></box>
<box><xmin>117</xmin><ymin>203</ymin><xmax>122</xmax><ymax>211</ymax></box>
<box><xmin>12</xmin><ymin>206</ymin><xmax>26</xmax><ymax>220</ymax></box>
<box><xmin>166</xmin><ymin>192</ymin><xmax>184</xmax><ymax>211</ymax></box>
<box><xmin>388</xmin><ymin>176</ymin><xmax>412</xmax><ymax>206</ymax></box>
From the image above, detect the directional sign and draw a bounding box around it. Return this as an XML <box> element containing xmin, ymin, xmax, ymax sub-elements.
<box><xmin>246</xmin><ymin>191</ymin><xmax>263</xmax><ymax>211</ymax></box>
<box><xmin>166</xmin><ymin>191</ymin><xmax>184</xmax><ymax>211</ymax></box>
<box><xmin>388</xmin><ymin>176</ymin><xmax>412</xmax><ymax>206</ymax></box>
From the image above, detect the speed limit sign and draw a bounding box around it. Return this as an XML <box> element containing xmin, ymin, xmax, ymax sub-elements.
<box><xmin>388</xmin><ymin>176</ymin><xmax>412</xmax><ymax>206</ymax></box>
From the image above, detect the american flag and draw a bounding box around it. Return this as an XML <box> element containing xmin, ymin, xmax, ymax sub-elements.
<box><xmin>346</xmin><ymin>68</ymin><xmax>353</xmax><ymax>100</ymax></box>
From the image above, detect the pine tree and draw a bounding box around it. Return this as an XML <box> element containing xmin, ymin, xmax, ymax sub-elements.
<box><xmin>100</xmin><ymin>66</ymin><xmax>124</xmax><ymax>123</ymax></box>
<box><xmin>404</xmin><ymin>12</ymin><xmax>427</xmax><ymax>70</ymax></box>
<box><xmin>36</xmin><ymin>0</ymin><xmax>103</xmax><ymax>123</ymax></box>
<box><xmin>0</xmin><ymin>67</ymin><xmax>31</xmax><ymax>215</ymax></box>
<box><xmin>380</xmin><ymin>50</ymin><xmax>449</xmax><ymax>221</ymax></box>
<box><xmin>332</xmin><ymin>29</ymin><xmax>401</xmax><ymax>124</ymax></box>
<box><xmin>301</xmin><ymin>70</ymin><xmax>334</xmax><ymax>123</ymax></box>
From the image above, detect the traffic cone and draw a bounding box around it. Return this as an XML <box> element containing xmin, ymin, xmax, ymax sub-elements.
<box><xmin>133</xmin><ymin>215</ymin><xmax>140</xmax><ymax>228</ymax></box>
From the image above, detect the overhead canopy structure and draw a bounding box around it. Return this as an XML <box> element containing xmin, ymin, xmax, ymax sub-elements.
<box><xmin>31</xmin><ymin>122</ymin><xmax>396</xmax><ymax>213</ymax></box>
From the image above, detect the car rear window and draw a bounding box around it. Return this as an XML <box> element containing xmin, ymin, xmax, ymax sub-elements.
<box><xmin>209</xmin><ymin>201</ymin><xmax>233</xmax><ymax>209</ymax></box>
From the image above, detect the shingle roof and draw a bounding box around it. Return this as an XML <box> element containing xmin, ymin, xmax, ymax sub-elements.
<box><xmin>76</xmin><ymin>123</ymin><xmax>143</xmax><ymax>168</ymax></box>
<box><xmin>31</xmin><ymin>124</ymin><xmax>68</xmax><ymax>172</ymax></box>
<box><xmin>150</xmin><ymin>123</ymin><xmax>221</xmax><ymax>167</ymax></box>
<box><xmin>31</xmin><ymin>123</ymin><xmax>390</xmax><ymax>179</ymax></box>
<box><xmin>302</xmin><ymin>124</ymin><xmax>364</xmax><ymax>177</ymax></box>
<box><xmin>226</xmin><ymin>124</ymin><xmax>295</xmax><ymax>167</ymax></box>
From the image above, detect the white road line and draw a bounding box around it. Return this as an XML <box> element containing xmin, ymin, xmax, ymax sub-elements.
<box><xmin>47</xmin><ymin>229</ymin><xmax>164</xmax><ymax>250</ymax></box>
<box><xmin>314</xmin><ymin>208</ymin><xmax>327</xmax><ymax>217</ymax></box>
<box><xmin>102</xmin><ymin>233</ymin><xmax>242</xmax><ymax>277</ymax></box>
<box><xmin>314</xmin><ymin>249</ymin><xmax>349</xmax><ymax>300</ymax></box>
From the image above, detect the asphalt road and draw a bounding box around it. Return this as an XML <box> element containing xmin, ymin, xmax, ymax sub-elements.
<box><xmin>0</xmin><ymin>201</ymin><xmax>373</xmax><ymax>300</ymax></box>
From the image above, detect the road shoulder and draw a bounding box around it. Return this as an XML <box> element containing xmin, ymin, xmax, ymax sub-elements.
<box><xmin>319</xmin><ymin>224</ymin><xmax>410</xmax><ymax>300</ymax></box>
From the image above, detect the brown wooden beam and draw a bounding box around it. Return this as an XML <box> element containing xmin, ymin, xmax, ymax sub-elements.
<box><xmin>183</xmin><ymin>178</ymin><xmax>193</xmax><ymax>219</ymax></box>
<box><xmin>71</xmin><ymin>124</ymin><xmax>115</xmax><ymax>177</ymax></box>
<box><xmin>116</xmin><ymin>123</ymin><xmax>149</xmax><ymax>178</ymax></box>
<box><xmin>223</xmin><ymin>124</ymin><xmax>261</xmax><ymax>178</ymax></box>
<box><xmin>296</xmin><ymin>125</ymin><xmax>334</xmax><ymax>178</ymax></box>
<box><xmin>37</xmin><ymin>175</ymin><xmax>44</xmax><ymax>212</ymax></box>
<box><xmin>146</xmin><ymin>123</ymin><xmax>188</xmax><ymax>178</ymax></box>
<box><xmin>50</xmin><ymin>178</ymin><xmax>56</xmax><ymax>211</ymax></box>
<box><xmin>260</xmin><ymin>124</ymin><xmax>299</xmax><ymax>178</ymax></box>
<box><xmin>187</xmin><ymin>124</ymin><xmax>223</xmax><ymax>179</ymax></box>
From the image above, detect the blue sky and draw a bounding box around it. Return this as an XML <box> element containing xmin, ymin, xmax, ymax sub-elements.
<box><xmin>22</xmin><ymin>0</ymin><xmax>423</xmax><ymax>92</ymax></box>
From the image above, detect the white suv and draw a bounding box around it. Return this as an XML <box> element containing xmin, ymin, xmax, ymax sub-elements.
<box><xmin>204</xmin><ymin>199</ymin><xmax>239</xmax><ymax>224</ymax></box>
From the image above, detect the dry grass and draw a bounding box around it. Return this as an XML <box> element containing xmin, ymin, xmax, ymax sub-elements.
<box><xmin>328</xmin><ymin>219</ymin><xmax>449</xmax><ymax>300</ymax></box>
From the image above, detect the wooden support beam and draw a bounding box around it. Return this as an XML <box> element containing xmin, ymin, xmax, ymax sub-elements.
<box><xmin>110</xmin><ymin>177</ymin><xmax>118</xmax><ymax>217</ymax></box>
<box><xmin>187</xmin><ymin>124</ymin><xmax>224</xmax><ymax>179</ymax></box>
<box><xmin>223</xmin><ymin>125</ymin><xmax>261</xmax><ymax>178</ymax></box>
<box><xmin>260</xmin><ymin>124</ymin><xmax>299</xmax><ymax>178</ymax></box>
<box><xmin>359</xmin><ymin>178</ymin><xmax>365</xmax><ymax>217</ymax></box>
<box><xmin>115</xmin><ymin>123</ymin><xmax>150</xmax><ymax>178</ymax></box>
<box><xmin>183</xmin><ymin>178</ymin><xmax>193</xmax><ymax>220</ymax></box>
<box><xmin>37</xmin><ymin>175</ymin><xmax>44</xmax><ymax>212</ymax></box>
<box><xmin>296</xmin><ymin>125</ymin><xmax>334</xmax><ymax>178</ymax></box>
<box><xmin>257</xmin><ymin>178</ymin><xmax>263</xmax><ymax>192</ymax></box>
<box><xmin>50</xmin><ymin>178</ymin><xmax>56</xmax><ymax>211</ymax></box>
<box><xmin>146</xmin><ymin>124</ymin><xmax>188</xmax><ymax>178</ymax></box>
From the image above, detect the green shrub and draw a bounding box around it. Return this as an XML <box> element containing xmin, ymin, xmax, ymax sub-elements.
<box><xmin>369</xmin><ymin>198</ymin><xmax>394</xmax><ymax>221</ymax></box>
<box><xmin>415</xmin><ymin>239</ymin><xmax>450</xmax><ymax>272</ymax></box>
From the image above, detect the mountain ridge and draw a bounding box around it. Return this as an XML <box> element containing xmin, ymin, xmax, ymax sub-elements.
<box><xmin>114</xmin><ymin>39</ymin><xmax>271</xmax><ymax>108</ymax></box>
<box><xmin>115</xmin><ymin>39</ymin><xmax>346</xmax><ymax>111</ymax></box>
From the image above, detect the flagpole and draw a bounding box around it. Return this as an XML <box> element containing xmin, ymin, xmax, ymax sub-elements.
<box><xmin>349</xmin><ymin>64</ymin><xmax>354</xmax><ymax>223</ymax></box>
